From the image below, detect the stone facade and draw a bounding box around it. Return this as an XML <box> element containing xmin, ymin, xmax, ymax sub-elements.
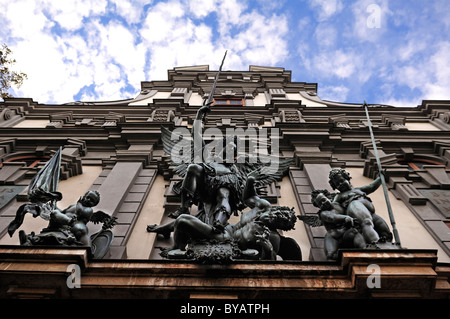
<box><xmin>0</xmin><ymin>65</ymin><xmax>449</xmax><ymax>299</ymax></box>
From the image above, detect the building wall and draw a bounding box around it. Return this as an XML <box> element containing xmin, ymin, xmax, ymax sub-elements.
<box><xmin>13</xmin><ymin>119</ymin><xmax>49</xmax><ymax>128</ymax></box>
<box><xmin>252</xmin><ymin>93</ymin><xmax>268</xmax><ymax>106</ymax></box>
<box><xmin>346</xmin><ymin>167</ymin><xmax>450</xmax><ymax>263</ymax></box>
<box><xmin>0</xmin><ymin>66</ymin><xmax>449</xmax><ymax>265</ymax></box>
<box><xmin>404</xmin><ymin>122</ymin><xmax>441</xmax><ymax>131</ymax></box>
<box><xmin>126</xmin><ymin>174</ymin><xmax>167</xmax><ymax>259</ymax></box>
<box><xmin>187</xmin><ymin>92</ymin><xmax>204</xmax><ymax>106</ymax></box>
<box><xmin>3</xmin><ymin>153</ymin><xmax>446</xmax><ymax>262</ymax></box>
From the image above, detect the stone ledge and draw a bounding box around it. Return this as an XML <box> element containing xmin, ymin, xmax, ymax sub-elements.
<box><xmin>0</xmin><ymin>246</ymin><xmax>448</xmax><ymax>299</ymax></box>
<box><xmin>0</xmin><ymin>245</ymin><xmax>89</xmax><ymax>267</ymax></box>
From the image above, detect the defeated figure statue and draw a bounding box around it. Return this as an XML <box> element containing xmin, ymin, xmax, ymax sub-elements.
<box><xmin>148</xmin><ymin>172</ymin><xmax>302</xmax><ymax>261</ymax></box>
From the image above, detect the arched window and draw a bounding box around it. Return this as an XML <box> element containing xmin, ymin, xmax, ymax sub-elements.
<box><xmin>1</xmin><ymin>155</ymin><xmax>50</xmax><ymax>168</ymax></box>
<box><xmin>397</xmin><ymin>156</ymin><xmax>448</xmax><ymax>171</ymax></box>
<box><xmin>213</xmin><ymin>98</ymin><xmax>245</xmax><ymax>106</ymax></box>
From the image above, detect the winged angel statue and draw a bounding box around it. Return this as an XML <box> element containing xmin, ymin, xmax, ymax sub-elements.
<box><xmin>160</xmin><ymin>104</ymin><xmax>293</xmax><ymax>230</ymax></box>
<box><xmin>148</xmin><ymin>104</ymin><xmax>301</xmax><ymax>262</ymax></box>
<box><xmin>7</xmin><ymin>148</ymin><xmax>116</xmax><ymax>258</ymax></box>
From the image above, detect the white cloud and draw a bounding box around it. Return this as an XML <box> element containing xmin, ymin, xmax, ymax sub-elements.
<box><xmin>9</xmin><ymin>18</ymin><xmax>137</xmax><ymax>103</ymax></box>
<box><xmin>423</xmin><ymin>42</ymin><xmax>450</xmax><ymax>99</ymax></box>
<box><xmin>393</xmin><ymin>42</ymin><xmax>450</xmax><ymax>98</ymax></box>
<box><xmin>397</xmin><ymin>39</ymin><xmax>427</xmax><ymax>62</ymax></box>
<box><xmin>109</xmin><ymin>0</ymin><xmax>151</xmax><ymax>24</ymax></box>
<box><xmin>89</xmin><ymin>20</ymin><xmax>146</xmax><ymax>94</ymax></box>
<box><xmin>378</xmin><ymin>41</ymin><xmax>450</xmax><ymax>106</ymax></box>
<box><xmin>188</xmin><ymin>0</ymin><xmax>218</xmax><ymax>19</ymax></box>
<box><xmin>215</xmin><ymin>0</ymin><xmax>248</xmax><ymax>35</ymax></box>
<box><xmin>3</xmin><ymin>0</ymin><xmax>52</xmax><ymax>38</ymax></box>
<box><xmin>1</xmin><ymin>0</ymin><xmax>292</xmax><ymax>103</ymax></box>
<box><xmin>141</xmin><ymin>0</ymin><xmax>219</xmax><ymax>80</ymax></box>
<box><xmin>313</xmin><ymin>50</ymin><xmax>360</xmax><ymax>79</ymax></box>
<box><xmin>381</xmin><ymin>97</ymin><xmax>420</xmax><ymax>108</ymax></box>
<box><xmin>314</xmin><ymin>23</ymin><xmax>337</xmax><ymax>47</ymax></box>
<box><xmin>319</xmin><ymin>85</ymin><xmax>350</xmax><ymax>101</ymax></box>
<box><xmin>300</xmin><ymin>0</ymin><xmax>450</xmax><ymax>106</ymax></box>
<box><xmin>308</xmin><ymin>0</ymin><xmax>343</xmax><ymax>21</ymax></box>
<box><xmin>142</xmin><ymin>0</ymin><xmax>289</xmax><ymax>81</ymax></box>
<box><xmin>0</xmin><ymin>0</ymin><xmax>149</xmax><ymax>102</ymax></box>
<box><xmin>41</xmin><ymin>0</ymin><xmax>108</xmax><ymax>31</ymax></box>
<box><xmin>9</xmin><ymin>0</ymin><xmax>447</xmax><ymax>107</ymax></box>
<box><xmin>224</xmin><ymin>11</ymin><xmax>289</xmax><ymax>68</ymax></box>
<box><xmin>350</xmin><ymin>0</ymin><xmax>390</xmax><ymax>42</ymax></box>
<box><xmin>432</xmin><ymin>0</ymin><xmax>450</xmax><ymax>29</ymax></box>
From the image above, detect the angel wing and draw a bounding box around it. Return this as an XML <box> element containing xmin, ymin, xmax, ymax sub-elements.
<box><xmin>90</xmin><ymin>211</ymin><xmax>117</xmax><ymax>229</ymax></box>
<box><xmin>255</xmin><ymin>156</ymin><xmax>293</xmax><ymax>186</ymax></box>
<box><xmin>161</xmin><ymin>126</ymin><xmax>193</xmax><ymax>163</ymax></box>
<box><xmin>235</xmin><ymin>156</ymin><xmax>294</xmax><ymax>189</ymax></box>
<box><xmin>297</xmin><ymin>214</ymin><xmax>323</xmax><ymax>227</ymax></box>
<box><xmin>161</xmin><ymin>126</ymin><xmax>196</xmax><ymax>178</ymax></box>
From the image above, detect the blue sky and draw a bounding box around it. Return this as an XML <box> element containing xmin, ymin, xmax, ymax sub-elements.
<box><xmin>1</xmin><ymin>0</ymin><xmax>450</xmax><ymax>107</ymax></box>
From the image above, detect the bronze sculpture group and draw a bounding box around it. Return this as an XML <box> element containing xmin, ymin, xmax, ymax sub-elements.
<box><xmin>148</xmin><ymin>169</ymin><xmax>301</xmax><ymax>262</ymax></box>
<box><xmin>299</xmin><ymin>168</ymin><xmax>393</xmax><ymax>260</ymax></box>
<box><xmin>5</xmin><ymin>51</ymin><xmax>396</xmax><ymax>262</ymax></box>
<box><xmin>148</xmin><ymin>104</ymin><xmax>301</xmax><ymax>263</ymax></box>
<box><xmin>6</xmin><ymin>104</ymin><xmax>396</xmax><ymax>263</ymax></box>
<box><xmin>148</xmin><ymin>103</ymin><xmax>395</xmax><ymax>262</ymax></box>
<box><xmin>7</xmin><ymin>148</ymin><xmax>117</xmax><ymax>259</ymax></box>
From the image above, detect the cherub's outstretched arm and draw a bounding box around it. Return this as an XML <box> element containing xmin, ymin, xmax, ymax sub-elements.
<box><xmin>359</xmin><ymin>173</ymin><xmax>382</xmax><ymax>194</ymax></box>
<box><xmin>320</xmin><ymin>210</ymin><xmax>353</xmax><ymax>227</ymax></box>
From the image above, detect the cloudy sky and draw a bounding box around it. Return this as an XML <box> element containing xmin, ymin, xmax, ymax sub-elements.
<box><xmin>1</xmin><ymin>0</ymin><xmax>449</xmax><ymax>107</ymax></box>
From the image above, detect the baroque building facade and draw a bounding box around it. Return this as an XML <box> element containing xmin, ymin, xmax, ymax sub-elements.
<box><xmin>0</xmin><ymin>65</ymin><xmax>449</xmax><ymax>299</ymax></box>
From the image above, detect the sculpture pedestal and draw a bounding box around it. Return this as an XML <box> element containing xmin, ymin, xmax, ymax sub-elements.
<box><xmin>0</xmin><ymin>246</ymin><xmax>448</xmax><ymax>299</ymax></box>
<box><xmin>164</xmin><ymin>239</ymin><xmax>259</xmax><ymax>264</ymax></box>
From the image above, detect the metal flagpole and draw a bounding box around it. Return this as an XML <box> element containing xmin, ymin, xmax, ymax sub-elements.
<box><xmin>364</xmin><ymin>101</ymin><xmax>401</xmax><ymax>247</ymax></box>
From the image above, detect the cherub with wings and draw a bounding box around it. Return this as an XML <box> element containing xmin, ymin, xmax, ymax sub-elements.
<box><xmin>35</xmin><ymin>190</ymin><xmax>116</xmax><ymax>247</ymax></box>
<box><xmin>160</xmin><ymin>104</ymin><xmax>293</xmax><ymax>232</ymax></box>
<box><xmin>298</xmin><ymin>189</ymin><xmax>366</xmax><ymax>260</ymax></box>
<box><xmin>7</xmin><ymin>148</ymin><xmax>116</xmax><ymax>257</ymax></box>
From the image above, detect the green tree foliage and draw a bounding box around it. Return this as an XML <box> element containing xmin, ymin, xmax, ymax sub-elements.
<box><xmin>1</xmin><ymin>44</ymin><xmax>27</xmax><ymax>99</ymax></box>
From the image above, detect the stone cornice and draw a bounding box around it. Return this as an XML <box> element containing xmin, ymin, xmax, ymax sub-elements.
<box><xmin>0</xmin><ymin>246</ymin><xmax>447</xmax><ymax>299</ymax></box>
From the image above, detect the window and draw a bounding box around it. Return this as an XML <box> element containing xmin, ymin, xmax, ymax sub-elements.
<box><xmin>2</xmin><ymin>155</ymin><xmax>50</xmax><ymax>168</ymax></box>
<box><xmin>397</xmin><ymin>157</ymin><xmax>448</xmax><ymax>171</ymax></box>
<box><xmin>212</xmin><ymin>98</ymin><xmax>245</xmax><ymax>106</ymax></box>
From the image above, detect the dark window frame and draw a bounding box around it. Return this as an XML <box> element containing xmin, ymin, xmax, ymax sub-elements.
<box><xmin>212</xmin><ymin>98</ymin><xmax>245</xmax><ymax>106</ymax></box>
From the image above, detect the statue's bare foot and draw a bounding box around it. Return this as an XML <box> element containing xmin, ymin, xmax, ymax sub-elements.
<box><xmin>147</xmin><ymin>224</ymin><xmax>159</xmax><ymax>232</ymax></box>
<box><xmin>147</xmin><ymin>224</ymin><xmax>171</xmax><ymax>239</ymax></box>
